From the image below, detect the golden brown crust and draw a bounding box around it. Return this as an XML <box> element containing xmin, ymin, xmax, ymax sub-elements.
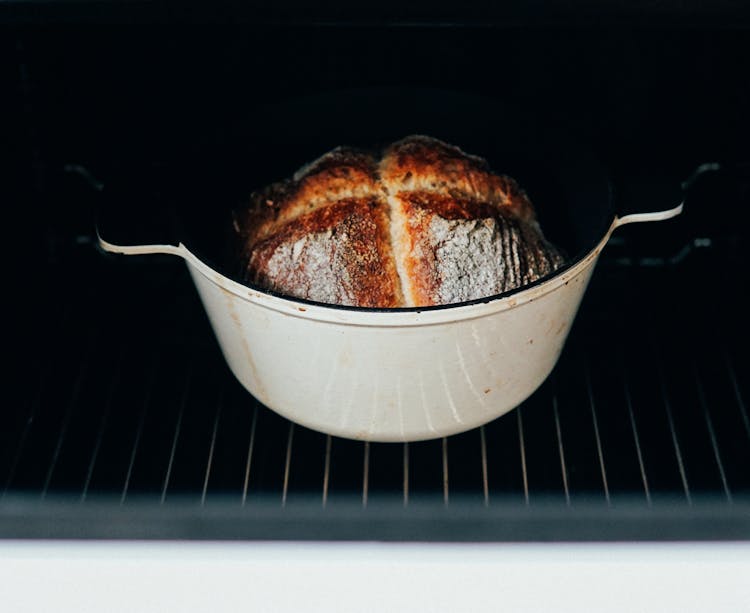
<box><xmin>393</xmin><ymin>195</ymin><xmax>439</xmax><ymax>308</ymax></box>
<box><xmin>393</xmin><ymin>191</ymin><xmax>507</xmax><ymax>306</ymax></box>
<box><xmin>239</xmin><ymin>147</ymin><xmax>380</xmax><ymax>248</ymax></box>
<box><xmin>393</xmin><ymin>190</ymin><xmax>565</xmax><ymax>306</ymax></box>
<box><xmin>235</xmin><ymin>135</ymin><xmax>564</xmax><ymax>307</ymax></box>
<box><xmin>379</xmin><ymin>135</ymin><xmax>536</xmax><ymax>223</ymax></box>
<box><xmin>247</xmin><ymin>198</ymin><xmax>402</xmax><ymax>308</ymax></box>
<box><xmin>396</xmin><ymin>190</ymin><xmax>501</xmax><ymax>221</ymax></box>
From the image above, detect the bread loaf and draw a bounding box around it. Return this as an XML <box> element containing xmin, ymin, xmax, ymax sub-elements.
<box><xmin>233</xmin><ymin>136</ymin><xmax>565</xmax><ymax>308</ymax></box>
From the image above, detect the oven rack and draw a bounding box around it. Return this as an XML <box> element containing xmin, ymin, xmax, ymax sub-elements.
<box><xmin>2</xmin><ymin>235</ymin><xmax>748</xmax><ymax>540</ymax></box>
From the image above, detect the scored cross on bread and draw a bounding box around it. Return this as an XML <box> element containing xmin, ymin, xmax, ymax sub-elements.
<box><xmin>233</xmin><ymin>135</ymin><xmax>565</xmax><ymax>308</ymax></box>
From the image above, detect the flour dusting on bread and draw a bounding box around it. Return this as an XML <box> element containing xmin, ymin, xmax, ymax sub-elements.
<box><xmin>234</xmin><ymin>136</ymin><xmax>565</xmax><ymax>307</ymax></box>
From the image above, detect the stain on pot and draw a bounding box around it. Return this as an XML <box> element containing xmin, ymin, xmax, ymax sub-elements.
<box><xmin>223</xmin><ymin>289</ymin><xmax>269</xmax><ymax>402</ymax></box>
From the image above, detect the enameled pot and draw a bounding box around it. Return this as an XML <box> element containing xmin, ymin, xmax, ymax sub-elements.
<box><xmin>95</xmin><ymin>87</ymin><xmax>692</xmax><ymax>441</ymax></box>
<box><xmin>98</xmin><ymin>204</ymin><xmax>681</xmax><ymax>442</ymax></box>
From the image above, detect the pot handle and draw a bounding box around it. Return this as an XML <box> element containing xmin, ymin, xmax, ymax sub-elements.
<box><xmin>612</xmin><ymin>162</ymin><xmax>721</xmax><ymax>229</ymax></box>
<box><xmin>613</xmin><ymin>202</ymin><xmax>684</xmax><ymax>229</ymax></box>
<box><xmin>83</xmin><ymin>165</ymin><xmax>186</xmax><ymax>259</ymax></box>
<box><xmin>97</xmin><ymin>235</ymin><xmax>184</xmax><ymax>257</ymax></box>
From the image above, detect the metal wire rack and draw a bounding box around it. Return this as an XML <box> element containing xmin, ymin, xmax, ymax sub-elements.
<box><xmin>1</xmin><ymin>237</ymin><xmax>749</xmax><ymax>540</ymax></box>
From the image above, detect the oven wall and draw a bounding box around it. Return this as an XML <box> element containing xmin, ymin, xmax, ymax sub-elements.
<box><xmin>6</xmin><ymin>23</ymin><xmax>750</xmax><ymax>190</ymax></box>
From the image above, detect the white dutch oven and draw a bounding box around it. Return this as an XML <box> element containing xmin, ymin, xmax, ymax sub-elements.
<box><xmin>98</xmin><ymin>202</ymin><xmax>682</xmax><ymax>442</ymax></box>
<box><xmin>93</xmin><ymin>88</ymin><xmax>705</xmax><ymax>442</ymax></box>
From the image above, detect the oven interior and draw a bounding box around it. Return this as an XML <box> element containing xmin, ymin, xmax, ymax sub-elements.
<box><xmin>3</xmin><ymin>3</ymin><xmax>750</xmax><ymax>540</ymax></box>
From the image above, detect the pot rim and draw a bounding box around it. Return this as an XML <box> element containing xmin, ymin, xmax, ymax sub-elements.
<box><xmin>180</xmin><ymin>220</ymin><xmax>617</xmax><ymax>327</ymax></box>
<box><xmin>100</xmin><ymin>200</ymin><xmax>682</xmax><ymax>326</ymax></box>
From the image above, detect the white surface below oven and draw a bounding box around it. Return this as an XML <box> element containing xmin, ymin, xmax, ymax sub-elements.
<box><xmin>1</xmin><ymin>541</ymin><xmax>748</xmax><ymax>612</ymax></box>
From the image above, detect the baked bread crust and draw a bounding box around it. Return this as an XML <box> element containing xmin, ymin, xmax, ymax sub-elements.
<box><xmin>234</xmin><ymin>136</ymin><xmax>564</xmax><ymax>307</ymax></box>
<box><xmin>379</xmin><ymin>135</ymin><xmax>536</xmax><ymax>224</ymax></box>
